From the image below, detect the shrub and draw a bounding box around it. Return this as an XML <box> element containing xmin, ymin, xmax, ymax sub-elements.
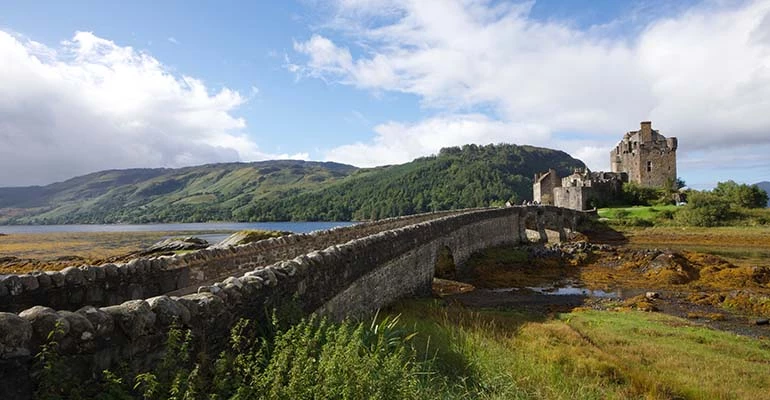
<box><xmin>622</xmin><ymin>182</ymin><xmax>663</xmax><ymax>206</ymax></box>
<box><xmin>713</xmin><ymin>181</ymin><xmax>769</xmax><ymax>209</ymax></box>
<box><xmin>674</xmin><ymin>191</ymin><xmax>733</xmax><ymax>226</ymax></box>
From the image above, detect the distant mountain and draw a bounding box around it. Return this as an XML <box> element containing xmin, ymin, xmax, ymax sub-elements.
<box><xmin>756</xmin><ymin>181</ymin><xmax>770</xmax><ymax>207</ymax></box>
<box><xmin>0</xmin><ymin>144</ymin><xmax>585</xmax><ymax>224</ymax></box>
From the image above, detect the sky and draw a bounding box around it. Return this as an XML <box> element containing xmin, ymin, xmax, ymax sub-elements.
<box><xmin>1</xmin><ymin>0</ymin><xmax>770</xmax><ymax>189</ymax></box>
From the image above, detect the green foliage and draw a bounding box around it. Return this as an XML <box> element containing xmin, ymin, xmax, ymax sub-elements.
<box><xmin>674</xmin><ymin>181</ymin><xmax>769</xmax><ymax>227</ymax></box>
<box><xmin>675</xmin><ymin>191</ymin><xmax>733</xmax><ymax>227</ymax></box>
<box><xmin>33</xmin><ymin>321</ymin><xmax>73</xmax><ymax>400</ymax></box>
<box><xmin>33</xmin><ymin>314</ymin><xmax>444</xmax><ymax>399</ymax></box>
<box><xmin>622</xmin><ymin>182</ymin><xmax>665</xmax><ymax>206</ymax></box>
<box><xmin>712</xmin><ymin>180</ymin><xmax>769</xmax><ymax>209</ymax></box>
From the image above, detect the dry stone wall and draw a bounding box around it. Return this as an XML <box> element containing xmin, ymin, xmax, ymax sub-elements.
<box><xmin>0</xmin><ymin>206</ymin><xmax>590</xmax><ymax>399</ymax></box>
<box><xmin>0</xmin><ymin>210</ymin><xmax>463</xmax><ymax>313</ymax></box>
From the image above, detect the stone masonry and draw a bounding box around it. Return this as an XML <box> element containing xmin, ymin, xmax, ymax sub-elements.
<box><xmin>610</xmin><ymin>121</ymin><xmax>677</xmax><ymax>188</ymax></box>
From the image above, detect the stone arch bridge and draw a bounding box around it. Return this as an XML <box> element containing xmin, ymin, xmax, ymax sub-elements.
<box><xmin>0</xmin><ymin>205</ymin><xmax>592</xmax><ymax>398</ymax></box>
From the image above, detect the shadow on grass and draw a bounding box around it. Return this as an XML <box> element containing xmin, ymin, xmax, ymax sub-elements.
<box><xmin>579</xmin><ymin>219</ymin><xmax>629</xmax><ymax>245</ymax></box>
<box><xmin>384</xmin><ymin>298</ymin><xmax>550</xmax><ymax>394</ymax></box>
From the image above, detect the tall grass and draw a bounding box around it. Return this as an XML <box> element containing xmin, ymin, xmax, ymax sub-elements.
<box><xmin>33</xmin><ymin>301</ymin><xmax>770</xmax><ymax>399</ymax></box>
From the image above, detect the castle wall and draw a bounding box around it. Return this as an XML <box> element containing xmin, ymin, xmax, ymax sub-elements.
<box><xmin>610</xmin><ymin>122</ymin><xmax>677</xmax><ymax>188</ymax></box>
<box><xmin>553</xmin><ymin>187</ymin><xmax>589</xmax><ymax>210</ymax></box>
<box><xmin>533</xmin><ymin>169</ymin><xmax>560</xmax><ymax>205</ymax></box>
<box><xmin>0</xmin><ymin>206</ymin><xmax>593</xmax><ymax>399</ymax></box>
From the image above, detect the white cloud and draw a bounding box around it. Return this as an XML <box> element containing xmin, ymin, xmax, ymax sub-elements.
<box><xmin>294</xmin><ymin>0</ymin><xmax>770</xmax><ymax>183</ymax></box>
<box><xmin>167</xmin><ymin>37</ymin><xmax>179</xmax><ymax>44</ymax></box>
<box><xmin>0</xmin><ymin>30</ymin><xmax>303</xmax><ymax>186</ymax></box>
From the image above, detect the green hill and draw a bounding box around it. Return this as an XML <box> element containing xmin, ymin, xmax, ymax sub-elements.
<box><xmin>0</xmin><ymin>161</ymin><xmax>356</xmax><ymax>224</ymax></box>
<box><xmin>0</xmin><ymin>144</ymin><xmax>584</xmax><ymax>224</ymax></box>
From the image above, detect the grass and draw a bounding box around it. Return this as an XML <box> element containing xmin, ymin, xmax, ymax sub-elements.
<box><xmin>598</xmin><ymin>205</ymin><xmax>679</xmax><ymax>226</ymax></box>
<box><xmin>388</xmin><ymin>299</ymin><xmax>770</xmax><ymax>399</ymax></box>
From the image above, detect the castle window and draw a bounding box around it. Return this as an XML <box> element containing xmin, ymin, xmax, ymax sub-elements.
<box><xmin>647</xmin><ymin>161</ymin><xmax>652</xmax><ymax>172</ymax></box>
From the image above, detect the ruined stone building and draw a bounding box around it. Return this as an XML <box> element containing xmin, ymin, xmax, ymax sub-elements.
<box><xmin>534</xmin><ymin>121</ymin><xmax>677</xmax><ymax>210</ymax></box>
<box><xmin>610</xmin><ymin>121</ymin><xmax>677</xmax><ymax>188</ymax></box>
<box><xmin>534</xmin><ymin>168</ymin><xmax>626</xmax><ymax>210</ymax></box>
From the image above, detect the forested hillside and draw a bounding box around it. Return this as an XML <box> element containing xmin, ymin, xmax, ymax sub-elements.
<box><xmin>0</xmin><ymin>144</ymin><xmax>584</xmax><ymax>224</ymax></box>
<box><xmin>235</xmin><ymin>144</ymin><xmax>583</xmax><ymax>221</ymax></box>
<box><xmin>0</xmin><ymin>161</ymin><xmax>356</xmax><ymax>224</ymax></box>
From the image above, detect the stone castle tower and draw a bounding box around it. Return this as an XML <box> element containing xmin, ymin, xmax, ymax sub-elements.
<box><xmin>610</xmin><ymin>121</ymin><xmax>677</xmax><ymax>188</ymax></box>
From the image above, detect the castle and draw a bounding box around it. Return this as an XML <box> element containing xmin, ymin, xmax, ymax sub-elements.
<box><xmin>534</xmin><ymin>121</ymin><xmax>677</xmax><ymax>210</ymax></box>
<box><xmin>610</xmin><ymin>121</ymin><xmax>677</xmax><ymax>188</ymax></box>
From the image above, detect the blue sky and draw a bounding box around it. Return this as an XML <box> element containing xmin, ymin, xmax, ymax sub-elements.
<box><xmin>1</xmin><ymin>0</ymin><xmax>769</xmax><ymax>189</ymax></box>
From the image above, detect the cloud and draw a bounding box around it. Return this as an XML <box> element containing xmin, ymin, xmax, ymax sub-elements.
<box><xmin>294</xmin><ymin>0</ymin><xmax>770</xmax><ymax>182</ymax></box>
<box><xmin>0</xmin><ymin>30</ymin><xmax>304</xmax><ymax>186</ymax></box>
<box><xmin>167</xmin><ymin>37</ymin><xmax>179</xmax><ymax>44</ymax></box>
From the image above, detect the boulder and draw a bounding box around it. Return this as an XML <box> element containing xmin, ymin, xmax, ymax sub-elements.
<box><xmin>216</xmin><ymin>230</ymin><xmax>290</xmax><ymax>247</ymax></box>
<box><xmin>141</xmin><ymin>237</ymin><xmax>209</xmax><ymax>255</ymax></box>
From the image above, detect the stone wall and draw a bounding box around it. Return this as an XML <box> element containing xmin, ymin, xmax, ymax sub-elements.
<box><xmin>533</xmin><ymin>169</ymin><xmax>560</xmax><ymax>205</ymax></box>
<box><xmin>0</xmin><ymin>206</ymin><xmax>591</xmax><ymax>399</ymax></box>
<box><xmin>0</xmin><ymin>210</ymin><xmax>464</xmax><ymax>313</ymax></box>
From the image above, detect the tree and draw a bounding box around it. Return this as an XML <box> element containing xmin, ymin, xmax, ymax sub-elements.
<box><xmin>712</xmin><ymin>180</ymin><xmax>769</xmax><ymax>209</ymax></box>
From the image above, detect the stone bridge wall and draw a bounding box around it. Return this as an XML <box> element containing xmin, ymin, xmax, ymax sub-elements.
<box><xmin>0</xmin><ymin>210</ymin><xmax>464</xmax><ymax>313</ymax></box>
<box><xmin>0</xmin><ymin>206</ymin><xmax>591</xmax><ymax>399</ymax></box>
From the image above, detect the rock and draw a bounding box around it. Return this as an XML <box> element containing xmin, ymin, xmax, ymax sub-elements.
<box><xmin>0</xmin><ymin>312</ymin><xmax>32</xmax><ymax>358</ymax></box>
<box><xmin>18</xmin><ymin>274</ymin><xmax>39</xmax><ymax>291</ymax></box>
<box><xmin>19</xmin><ymin>306</ymin><xmax>70</xmax><ymax>342</ymax></box>
<box><xmin>645</xmin><ymin>291</ymin><xmax>660</xmax><ymax>300</ymax></box>
<box><xmin>56</xmin><ymin>311</ymin><xmax>95</xmax><ymax>344</ymax></box>
<box><xmin>34</xmin><ymin>272</ymin><xmax>52</xmax><ymax>289</ymax></box>
<box><xmin>146</xmin><ymin>296</ymin><xmax>191</xmax><ymax>326</ymax></box>
<box><xmin>101</xmin><ymin>300</ymin><xmax>157</xmax><ymax>339</ymax></box>
<box><xmin>644</xmin><ymin>252</ymin><xmax>698</xmax><ymax>284</ymax></box>
<box><xmin>1</xmin><ymin>275</ymin><xmax>23</xmax><ymax>296</ymax></box>
<box><xmin>61</xmin><ymin>266</ymin><xmax>85</xmax><ymax>285</ymax></box>
<box><xmin>216</xmin><ymin>230</ymin><xmax>290</xmax><ymax>247</ymax></box>
<box><xmin>101</xmin><ymin>263</ymin><xmax>119</xmax><ymax>279</ymax></box>
<box><xmin>142</xmin><ymin>237</ymin><xmax>210</xmax><ymax>254</ymax></box>
<box><xmin>45</xmin><ymin>271</ymin><xmax>65</xmax><ymax>287</ymax></box>
<box><xmin>756</xmin><ymin>318</ymin><xmax>769</xmax><ymax>326</ymax></box>
<box><xmin>76</xmin><ymin>306</ymin><xmax>114</xmax><ymax>336</ymax></box>
<box><xmin>181</xmin><ymin>293</ymin><xmax>226</xmax><ymax>324</ymax></box>
<box><xmin>79</xmin><ymin>265</ymin><xmax>97</xmax><ymax>282</ymax></box>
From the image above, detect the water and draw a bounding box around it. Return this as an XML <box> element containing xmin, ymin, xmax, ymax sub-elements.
<box><xmin>491</xmin><ymin>285</ymin><xmax>620</xmax><ymax>298</ymax></box>
<box><xmin>0</xmin><ymin>221</ymin><xmax>356</xmax><ymax>235</ymax></box>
